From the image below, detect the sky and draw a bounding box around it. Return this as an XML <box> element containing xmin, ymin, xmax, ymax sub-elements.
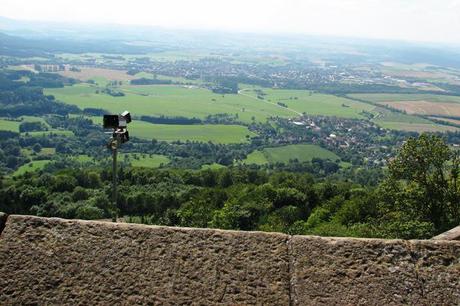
<box><xmin>1</xmin><ymin>0</ymin><xmax>460</xmax><ymax>44</ymax></box>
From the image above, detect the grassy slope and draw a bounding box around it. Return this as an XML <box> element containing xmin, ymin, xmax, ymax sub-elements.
<box><xmin>14</xmin><ymin>160</ymin><xmax>50</xmax><ymax>176</ymax></box>
<box><xmin>242</xmin><ymin>150</ymin><xmax>269</xmax><ymax>165</ymax></box>
<box><xmin>243</xmin><ymin>144</ymin><xmax>339</xmax><ymax>165</ymax></box>
<box><xmin>120</xmin><ymin>153</ymin><xmax>170</xmax><ymax>168</ymax></box>
<box><xmin>264</xmin><ymin>144</ymin><xmax>340</xmax><ymax>163</ymax></box>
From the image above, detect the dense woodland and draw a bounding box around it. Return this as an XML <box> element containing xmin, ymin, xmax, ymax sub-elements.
<box><xmin>1</xmin><ymin>134</ymin><xmax>459</xmax><ymax>239</ymax></box>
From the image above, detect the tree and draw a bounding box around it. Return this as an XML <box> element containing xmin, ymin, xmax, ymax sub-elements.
<box><xmin>32</xmin><ymin>143</ymin><xmax>42</xmax><ymax>153</ymax></box>
<box><xmin>385</xmin><ymin>134</ymin><xmax>460</xmax><ymax>231</ymax></box>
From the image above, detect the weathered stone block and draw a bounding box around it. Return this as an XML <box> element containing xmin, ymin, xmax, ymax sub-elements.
<box><xmin>0</xmin><ymin>215</ymin><xmax>290</xmax><ymax>305</ymax></box>
<box><xmin>290</xmin><ymin>235</ymin><xmax>460</xmax><ymax>306</ymax></box>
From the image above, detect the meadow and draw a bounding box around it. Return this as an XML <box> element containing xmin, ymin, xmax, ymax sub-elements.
<box><xmin>241</xmin><ymin>88</ymin><xmax>377</xmax><ymax>119</ymax></box>
<box><xmin>349</xmin><ymin>94</ymin><xmax>460</xmax><ymax>132</ymax></box>
<box><xmin>243</xmin><ymin>144</ymin><xmax>340</xmax><ymax>165</ymax></box>
<box><xmin>348</xmin><ymin>93</ymin><xmax>460</xmax><ymax>104</ymax></box>
<box><xmin>0</xmin><ymin>116</ymin><xmax>74</xmax><ymax>136</ymax></box>
<box><xmin>46</xmin><ymin>84</ymin><xmax>294</xmax><ymax>124</ymax></box>
<box><xmin>14</xmin><ymin>160</ymin><xmax>50</xmax><ymax>176</ymax></box>
<box><xmin>120</xmin><ymin>153</ymin><xmax>170</xmax><ymax>168</ymax></box>
<box><xmin>90</xmin><ymin>116</ymin><xmax>255</xmax><ymax>143</ymax></box>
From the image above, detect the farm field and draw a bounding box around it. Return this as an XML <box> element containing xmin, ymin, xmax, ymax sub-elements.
<box><xmin>46</xmin><ymin>84</ymin><xmax>294</xmax><ymax>123</ymax></box>
<box><xmin>0</xmin><ymin>116</ymin><xmax>75</xmax><ymax>138</ymax></box>
<box><xmin>243</xmin><ymin>144</ymin><xmax>340</xmax><ymax>165</ymax></box>
<box><xmin>377</xmin><ymin>101</ymin><xmax>460</xmax><ymax>117</ymax></box>
<box><xmin>241</xmin><ymin>88</ymin><xmax>376</xmax><ymax>119</ymax></box>
<box><xmin>242</xmin><ymin>150</ymin><xmax>268</xmax><ymax>165</ymax></box>
<box><xmin>351</xmin><ymin>93</ymin><xmax>460</xmax><ymax>118</ymax></box>
<box><xmin>90</xmin><ymin>116</ymin><xmax>255</xmax><ymax>143</ymax></box>
<box><xmin>0</xmin><ymin>119</ymin><xmax>21</xmax><ymax>132</ymax></box>
<box><xmin>120</xmin><ymin>153</ymin><xmax>170</xmax><ymax>168</ymax></box>
<box><xmin>348</xmin><ymin>93</ymin><xmax>460</xmax><ymax>104</ymax></box>
<box><xmin>14</xmin><ymin>160</ymin><xmax>50</xmax><ymax>176</ymax></box>
<box><xmin>372</xmin><ymin>109</ymin><xmax>459</xmax><ymax>132</ymax></box>
<box><xmin>133</xmin><ymin>72</ymin><xmax>204</xmax><ymax>85</ymax></box>
<box><xmin>429</xmin><ymin>117</ymin><xmax>460</xmax><ymax>125</ymax></box>
<box><xmin>374</xmin><ymin>121</ymin><xmax>459</xmax><ymax>132</ymax></box>
<box><xmin>57</xmin><ymin>67</ymin><xmax>136</xmax><ymax>82</ymax></box>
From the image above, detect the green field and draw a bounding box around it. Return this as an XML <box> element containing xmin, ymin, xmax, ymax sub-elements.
<box><xmin>120</xmin><ymin>153</ymin><xmax>170</xmax><ymax>168</ymax></box>
<box><xmin>241</xmin><ymin>88</ymin><xmax>376</xmax><ymax>119</ymax></box>
<box><xmin>90</xmin><ymin>116</ymin><xmax>254</xmax><ymax>143</ymax></box>
<box><xmin>348</xmin><ymin>93</ymin><xmax>460</xmax><ymax>104</ymax></box>
<box><xmin>0</xmin><ymin>119</ymin><xmax>21</xmax><ymax>132</ymax></box>
<box><xmin>243</xmin><ymin>144</ymin><xmax>340</xmax><ymax>165</ymax></box>
<box><xmin>371</xmin><ymin>107</ymin><xmax>459</xmax><ymax>132</ymax></box>
<box><xmin>373</xmin><ymin>121</ymin><xmax>459</xmax><ymax>133</ymax></box>
<box><xmin>201</xmin><ymin>163</ymin><xmax>227</xmax><ymax>170</ymax></box>
<box><xmin>14</xmin><ymin>160</ymin><xmax>50</xmax><ymax>176</ymax></box>
<box><xmin>0</xmin><ymin>116</ymin><xmax>73</xmax><ymax>136</ymax></box>
<box><xmin>46</xmin><ymin>84</ymin><xmax>294</xmax><ymax>123</ymax></box>
<box><xmin>242</xmin><ymin>150</ymin><xmax>269</xmax><ymax>165</ymax></box>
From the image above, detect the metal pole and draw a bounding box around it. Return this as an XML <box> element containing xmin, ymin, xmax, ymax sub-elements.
<box><xmin>111</xmin><ymin>135</ymin><xmax>119</xmax><ymax>222</ymax></box>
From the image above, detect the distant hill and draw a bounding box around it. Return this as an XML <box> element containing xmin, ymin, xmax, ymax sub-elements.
<box><xmin>0</xmin><ymin>31</ymin><xmax>160</xmax><ymax>57</ymax></box>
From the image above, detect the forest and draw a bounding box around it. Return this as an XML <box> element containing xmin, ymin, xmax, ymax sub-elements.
<box><xmin>1</xmin><ymin>134</ymin><xmax>459</xmax><ymax>239</ymax></box>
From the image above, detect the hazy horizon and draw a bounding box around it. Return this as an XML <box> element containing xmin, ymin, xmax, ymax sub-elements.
<box><xmin>1</xmin><ymin>0</ymin><xmax>460</xmax><ymax>45</ymax></box>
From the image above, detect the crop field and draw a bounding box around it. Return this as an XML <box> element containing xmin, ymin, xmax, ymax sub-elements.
<box><xmin>379</xmin><ymin>101</ymin><xmax>460</xmax><ymax>117</ymax></box>
<box><xmin>241</xmin><ymin>88</ymin><xmax>376</xmax><ymax>119</ymax></box>
<box><xmin>371</xmin><ymin>107</ymin><xmax>459</xmax><ymax>132</ymax></box>
<box><xmin>120</xmin><ymin>153</ymin><xmax>170</xmax><ymax>168</ymax></box>
<box><xmin>348</xmin><ymin>95</ymin><xmax>460</xmax><ymax>132</ymax></box>
<box><xmin>379</xmin><ymin>64</ymin><xmax>460</xmax><ymax>85</ymax></box>
<box><xmin>133</xmin><ymin>72</ymin><xmax>204</xmax><ymax>85</ymax></box>
<box><xmin>374</xmin><ymin>122</ymin><xmax>459</xmax><ymax>133</ymax></box>
<box><xmin>243</xmin><ymin>144</ymin><xmax>340</xmax><ymax>165</ymax></box>
<box><xmin>58</xmin><ymin>67</ymin><xmax>136</xmax><ymax>82</ymax></box>
<box><xmin>348</xmin><ymin>93</ymin><xmax>460</xmax><ymax>104</ymax></box>
<box><xmin>429</xmin><ymin>117</ymin><xmax>460</xmax><ymax>125</ymax></box>
<box><xmin>46</xmin><ymin>84</ymin><xmax>294</xmax><ymax>123</ymax></box>
<box><xmin>90</xmin><ymin>116</ymin><xmax>255</xmax><ymax>143</ymax></box>
<box><xmin>354</xmin><ymin>93</ymin><xmax>460</xmax><ymax>118</ymax></box>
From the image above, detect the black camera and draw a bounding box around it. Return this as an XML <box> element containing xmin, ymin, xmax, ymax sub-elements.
<box><xmin>103</xmin><ymin>111</ymin><xmax>131</xmax><ymax>129</ymax></box>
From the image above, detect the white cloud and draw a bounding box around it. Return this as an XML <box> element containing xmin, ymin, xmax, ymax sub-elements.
<box><xmin>1</xmin><ymin>0</ymin><xmax>460</xmax><ymax>44</ymax></box>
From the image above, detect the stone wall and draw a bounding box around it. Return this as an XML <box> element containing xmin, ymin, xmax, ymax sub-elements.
<box><xmin>1</xmin><ymin>214</ymin><xmax>459</xmax><ymax>305</ymax></box>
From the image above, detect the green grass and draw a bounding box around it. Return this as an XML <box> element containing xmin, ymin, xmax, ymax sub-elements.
<box><xmin>241</xmin><ymin>88</ymin><xmax>376</xmax><ymax>119</ymax></box>
<box><xmin>14</xmin><ymin>160</ymin><xmax>50</xmax><ymax>176</ymax></box>
<box><xmin>120</xmin><ymin>153</ymin><xmax>170</xmax><ymax>168</ymax></box>
<box><xmin>201</xmin><ymin>163</ymin><xmax>227</xmax><ymax>170</ymax></box>
<box><xmin>90</xmin><ymin>116</ymin><xmax>255</xmax><ymax>143</ymax></box>
<box><xmin>373</xmin><ymin>121</ymin><xmax>459</xmax><ymax>133</ymax></box>
<box><xmin>0</xmin><ymin>117</ymin><xmax>70</xmax><ymax>136</ymax></box>
<box><xmin>243</xmin><ymin>144</ymin><xmax>339</xmax><ymax>165</ymax></box>
<box><xmin>348</xmin><ymin>93</ymin><xmax>460</xmax><ymax>104</ymax></box>
<box><xmin>72</xmin><ymin>154</ymin><xmax>95</xmax><ymax>163</ymax></box>
<box><xmin>133</xmin><ymin>72</ymin><xmax>204</xmax><ymax>85</ymax></box>
<box><xmin>45</xmin><ymin>84</ymin><xmax>298</xmax><ymax>123</ymax></box>
<box><xmin>264</xmin><ymin>144</ymin><xmax>340</xmax><ymax>163</ymax></box>
<box><xmin>0</xmin><ymin>119</ymin><xmax>21</xmax><ymax>132</ymax></box>
<box><xmin>242</xmin><ymin>150</ymin><xmax>269</xmax><ymax>165</ymax></box>
<box><xmin>24</xmin><ymin>130</ymin><xmax>74</xmax><ymax>137</ymax></box>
